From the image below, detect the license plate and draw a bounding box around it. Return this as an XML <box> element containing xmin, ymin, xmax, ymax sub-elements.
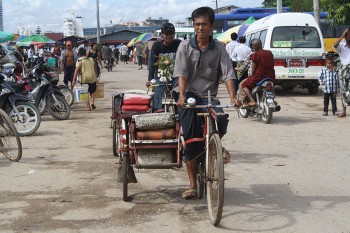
<box><xmin>289</xmin><ymin>59</ymin><xmax>304</xmax><ymax>67</ymax></box>
<box><xmin>265</xmin><ymin>91</ymin><xmax>275</xmax><ymax>99</ymax></box>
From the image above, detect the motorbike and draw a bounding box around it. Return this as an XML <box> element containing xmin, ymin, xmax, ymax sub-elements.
<box><xmin>104</xmin><ymin>58</ymin><xmax>114</xmax><ymax>72</ymax></box>
<box><xmin>2</xmin><ymin>59</ymin><xmax>74</xmax><ymax>107</ymax></box>
<box><xmin>0</xmin><ymin>72</ymin><xmax>41</xmax><ymax>136</ymax></box>
<box><xmin>239</xmin><ymin>78</ymin><xmax>281</xmax><ymax>124</ymax></box>
<box><xmin>25</xmin><ymin>63</ymin><xmax>71</xmax><ymax>120</ymax></box>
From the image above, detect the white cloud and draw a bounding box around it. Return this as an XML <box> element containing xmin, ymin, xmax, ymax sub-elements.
<box><xmin>3</xmin><ymin>0</ymin><xmax>263</xmax><ymax>33</ymax></box>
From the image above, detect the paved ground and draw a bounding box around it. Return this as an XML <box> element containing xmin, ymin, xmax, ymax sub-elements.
<box><xmin>0</xmin><ymin>63</ymin><xmax>349</xmax><ymax>233</ymax></box>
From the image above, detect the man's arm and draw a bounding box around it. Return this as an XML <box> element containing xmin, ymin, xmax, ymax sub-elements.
<box><xmin>333</xmin><ymin>28</ymin><xmax>349</xmax><ymax>48</ymax></box>
<box><xmin>225</xmin><ymin>79</ymin><xmax>240</xmax><ymax>106</ymax></box>
<box><xmin>71</xmin><ymin>64</ymin><xmax>80</xmax><ymax>89</ymax></box>
<box><xmin>147</xmin><ymin>43</ymin><xmax>158</xmax><ymax>83</ymax></box>
<box><xmin>176</xmin><ymin>76</ymin><xmax>188</xmax><ymax>107</ymax></box>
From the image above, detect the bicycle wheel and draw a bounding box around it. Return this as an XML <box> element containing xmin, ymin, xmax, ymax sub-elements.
<box><xmin>122</xmin><ymin>154</ymin><xmax>129</xmax><ymax>201</ymax></box>
<box><xmin>0</xmin><ymin>109</ymin><xmax>22</xmax><ymax>162</ymax></box>
<box><xmin>206</xmin><ymin>133</ymin><xmax>224</xmax><ymax>226</ymax></box>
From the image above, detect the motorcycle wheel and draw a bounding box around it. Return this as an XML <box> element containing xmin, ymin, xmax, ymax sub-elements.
<box><xmin>38</xmin><ymin>98</ymin><xmax>46</xmax><ymax>115</ymax></box>
<box><xmin>47</xmin><ymin>94</ymin><xmax>71</xmax><ymax>120</ymax></box>
<box><xmin>59</xmin><ymin>87</ymin><xmax>74</xmax><ymax>106</ymax></box>
<box><xmin>239</xmin><ymin>108</ymin><xmax>249</xmax><ymax>118</ymax></box>
<box><xmin>261</xmin><ymin>98</ymin><xmax>273</xmax><ymax>124</ymax></box>
<box><xmin>7</xmin><ymin>101</ymin><xmax>41</xmax><ymax>136</ymax></box>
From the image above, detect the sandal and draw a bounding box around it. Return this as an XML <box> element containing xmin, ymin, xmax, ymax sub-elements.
<box><xmin>222</xmin><ymin>147</ymin><xmax>231</xmax><ymax>164</ymax></box>
<box><xmin>182</xmin><ymin>189</ymin><xmax>197</xmax><ymax>199</ymax></box>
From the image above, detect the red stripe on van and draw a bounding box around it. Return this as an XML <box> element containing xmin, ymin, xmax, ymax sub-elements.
<box><xmin>274</xmin><ymin>59</ymin><xmax>286</xmax><ymax>67</ymax></box>
<box><xmin>307</xmin><ymin>59</ymin><xmax>325</xmax><ymax>67</ymax></box>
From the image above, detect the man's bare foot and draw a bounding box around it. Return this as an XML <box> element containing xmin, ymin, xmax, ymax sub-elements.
<box><xmin>247</xmin><ymin>101</ymin><xmax>256</xmax><ymax>107</ymax></box>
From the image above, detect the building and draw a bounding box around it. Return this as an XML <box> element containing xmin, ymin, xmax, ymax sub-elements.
<box><xmin>63</xmin><ymin>16</ymin><xmax>84</xmax><ymax>38</ymax></box>
<box><xmin>84</xmin><ymin>25</ymin><xmax>160</xmax><ymax>39</ymax></box>
<box><xmin>88</xmin><ymin>29</ymin><xmax>142</xmax><ymax>45</ymax></box>
<box><xmin>0</xmin><ymin>0</ymin><xmax>3</xmax><ymax>31</ymax></box>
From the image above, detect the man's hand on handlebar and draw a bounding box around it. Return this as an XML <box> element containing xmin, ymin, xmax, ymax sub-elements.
<box><xmin>230</xmin><ymin>97</ymin><xmax>241</xmax><ymax>108</ymax></box>
<box><xmin>176</xmin><ymin>94</ymin><xmax>186</xmax><ymax>108</ymax></box>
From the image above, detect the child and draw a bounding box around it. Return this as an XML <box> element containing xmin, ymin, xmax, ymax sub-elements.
<box><xmin>318</xmin><ymin>56</ymin><xmax>338</xmax><ymax>116</ymax></box>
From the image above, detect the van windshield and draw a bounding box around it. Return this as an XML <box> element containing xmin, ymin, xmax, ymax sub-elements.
<box><xmin>271</xmin><ymin>26</ymin><xmax>321</xmax><ymax>48</ymax></box>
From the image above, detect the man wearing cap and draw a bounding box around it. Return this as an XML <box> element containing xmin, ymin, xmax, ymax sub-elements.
<box><xmin>78</xmin><ymin>40</ymin><xmax>91</xmax><ymax>57</ymax></box>
<box><xmin>148</xmin><ymin>22</ymin><xmax>181</xmax><ymax>112</ymax></box>
<box><xmin>61</xmin><ymin>41</ymin><xmax>78</xmax><ymax>86</ymax></box>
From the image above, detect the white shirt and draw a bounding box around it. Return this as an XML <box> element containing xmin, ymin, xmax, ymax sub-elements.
<box><xmin>334</xmin><ymin>42</ymin><xmax>350</xmax><ymax>65</ymax></box>
<box><xmin>27</xmin><ymin>48</ymin><xmax>34</xmax><ymax>58</ymax></box>
<box><xmin>225</xmin><ymin>40</ymin><xmax>240</xmax><ymax>61</ymax></box>
<box><xmin>38</xmin><ymin>48</ymin><xmax>44</xmax><ymax>58</ymax></box>
<box><xmin>120</xmin><ymin>45</ymin><xmax>128</xmax><ymax>55</ymax></box>
<box><xmin>234</xmin><ymin>43</ymin><xmax>252</xmax><ymax>61</ymax></box>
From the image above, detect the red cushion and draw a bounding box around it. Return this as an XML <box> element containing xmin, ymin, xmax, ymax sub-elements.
<box><xmin>122</xmin><ymin>105</ymin><xmax>151</xmax><ymax>112</ymax></box>
<box><xmin>123</xmin><ymin>98</ymin><xmax>150</xmax><ymax>105</ymax></box>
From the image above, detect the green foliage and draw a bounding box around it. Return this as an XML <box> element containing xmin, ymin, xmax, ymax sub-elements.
<box><xmin>321</xmin><ymin>0</ymin><xmax>350</xmax><ymax>25</ymax></box>
<box><xmin>262</xmin><ymin>0</ymin><xmax>313</xmax><ymax>12</ymax></box>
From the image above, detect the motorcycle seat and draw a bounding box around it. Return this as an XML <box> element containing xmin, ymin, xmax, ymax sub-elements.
<box><xmin>256</xmin><ymin>77</ymin><xmax>274</xmax><ymax>86</ymax></box>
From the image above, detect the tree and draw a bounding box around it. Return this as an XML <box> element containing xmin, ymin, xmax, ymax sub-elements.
<box><xmin>320</xmin><ymin>0</ymin><xmax>350</xmax><ymax>25</ymax></box>
<box><xmin>262</xmin><ymin>0</ymin><xmax>313</xmax><ymax>12</ymax></box>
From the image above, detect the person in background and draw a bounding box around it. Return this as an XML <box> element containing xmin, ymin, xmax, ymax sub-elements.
<box><xmin>148</xmin><ymin>22</ymin><xmax>181</xmax><ymax>112</ymax></box>
<box><xmin>38</xmin><ymin>44</ymin><xmax>45</xmax><ymax>64</ymax></box>
<box><xmin>318</xmin><ymin>56</ymin><xmax>338</xmax><ymax>116</ymax></box>
<box><xmin>72</xmin><ymin>48</ymin><xmax>97</xmax><ymax>111</ymax></box>
<box><xmin>120</xmin><ymin>43</ymin><xmax>128</xmax><ymax>64</ymax></box>
<box><xmin>333</xmin><ymin>28</ymin><xmax>350</xmax><ymax>118</ymax></box>
<box><xmin>27</xmin><ymin>45</ymin><xmax>35</xmax><ymax>68</ymax></box>
<box><xmin>77</xmin><ymin>40</ymin><xmax>91</xmax><ymax>57</ymax></box>
<box><xmin>234</xmin><ymin>36</ymin><xmax>252</xmax><ymax>86</ymax></box>
<box><xmin>113</xmin><ymin>46</ymin><xmax>120</xmax><ymax>65</ymax></box>
<box><xmin>237</xmin><ymin>39</ymin><xmax>275</xmax><ymax>108</ymax></box>
<box><xmin>61</xmin><ymin>41</ymin><xmax>78</xmax><ymax>86</ymax></box>
<box><xmin>135</xmin><ymin>42</ymin><xmax>143</xmax><ymax>70</ymax></box>
<box><xmin>225</xmin><ymin>32</ymin><xmax>239</xmax><ymax>89</ymax></box>
<box><xmin>88</xmin><ymin>43</ymin><xmax>103</xmax><ymax>78</ymax></box>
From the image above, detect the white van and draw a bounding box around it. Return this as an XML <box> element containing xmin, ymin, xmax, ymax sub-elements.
<box><xmin>243</xmin><ymin>12</ymin><xmax>325</xmax><ymax>94</ymax></box>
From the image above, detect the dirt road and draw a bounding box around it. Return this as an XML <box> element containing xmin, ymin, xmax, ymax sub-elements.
<box><xmin>1</xmin><ymin>64</ymin><xmax>349</xmax><ymax>233</ymax></box>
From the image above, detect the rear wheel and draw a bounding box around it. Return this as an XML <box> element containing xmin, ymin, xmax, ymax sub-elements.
<box><xmin>59</xmin><ymin>87</ymin><xmax>74</xmax><ymax>106</ymax></box>
<box><xmin>308</xmin><ymin>85</ymin><xmax>319</xmax><ymax>95</ymax></box>
<box><xmin>239</xmin><ymin>108</ymin><xmax>249</xmax><ymax>118</ymax></box>
<box><xmin>0</xmin><ymin>109</ymin><xmax>22</xmax><ymax>161</ymax></box>
<box><xmin>7</xmin><ymin>102</ymin><xmax>41</xmax><ymax>137</ymax></box>
<box><xmin>261</xmin><ymin>97</ymin><xmax>273</xmax><ymax>124</ymax></box>
<box><xmin>122</xmin><ymin>154</ymin><xmax>129</xmax><ymax>201</ymax></box>
<box><xmin>47</xmin><ymin>94</ymin><xmax>71</xmax><ymax>120</ymax></box>
<box><xmin>207</xmin><ymin>134</ymin><xmax>224</xmax><ymax>226</ymax></box>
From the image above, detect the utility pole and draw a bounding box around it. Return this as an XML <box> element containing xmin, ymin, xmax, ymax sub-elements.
<box><xmin>276</xmin><ymin>0</ymin><xmax>282</xmax><ymax>13</ymax></box>
<box><xmin>313</xmin><ymin>0</ymin><xmax>320</xmax><ymax>26</ymax></box>
<box><xmin>213</xmin><ymin>0</ymin><xmax>220</xmax><ymax>14</ymax></box>
<box><xmin>96</xmin><ymin>0</ymin><xmax>100</xmax><ymax>43</ymax></box>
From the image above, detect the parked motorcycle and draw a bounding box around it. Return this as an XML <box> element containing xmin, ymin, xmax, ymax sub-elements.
<box><xmin>0</xmin><ymin>72</ymin><xmax>41</xmax><ymax>136</ymax></box>
<box><xmin>239</xmin><ymin>78</ymin><xmax>281</xmax><ymax>124</ymax></box>
<box><xmin>26</xmin><ymin>63</ymin><xmax>71</xmax><ymax>120</ymax></box>
<box><xmin>2</xmin><ymin>61</ymin><xmax>74</xmax><ymax>107</ymax></box>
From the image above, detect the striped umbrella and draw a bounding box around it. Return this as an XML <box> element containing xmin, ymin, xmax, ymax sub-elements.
<box><xmin>0</xmin><ymin>31</ymin><xmax>14</xmax><ymax>43</ymax></box>
<box><xmin>16</xmin><ymin>35</ymin><xmax>56</xmax><ymax>47</ymax></box>
<box><xmin>133</xmin><ymin>32</ymin><xmax>153</xmax><ymax>45</ymax></box>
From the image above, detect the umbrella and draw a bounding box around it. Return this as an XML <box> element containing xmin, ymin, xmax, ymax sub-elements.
<box><xmin>217</xmin><ymin>16</ymin><xmax>256</xmax><ymax>43</ymax></box>
<box><xmin>16</xmin><ymin>35</ymin><xmax>56</xmax><ymax>47</ymax></box>
<box><xmin>133</xmin><ymin>32</ymin><xmax>153</xmax><ymax>45</ymax></box>
<box><xmin>0</xmin><ymin>31</ymin><xmax>14</xmax><ymax>43</ymax></box>
<box><xmin>127</xmin><ymin>37</ymin><xmax>137</xmax><ymax>47</ymax></box>
<box><xmin>216</xmin><ymin>25</ymin><xmax>241</xmax><ymax>43</ymax></box>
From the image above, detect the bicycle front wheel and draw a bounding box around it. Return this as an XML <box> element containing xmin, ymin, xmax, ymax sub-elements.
<box><xmin>0</xmin><ymin>109</ymin><xmax>22</xmax><ymax>162</ymax></box>
<box><xmin>206</xmin><ymin>133</ymin><xmax>224</xmax><ymax>226</ymax></box>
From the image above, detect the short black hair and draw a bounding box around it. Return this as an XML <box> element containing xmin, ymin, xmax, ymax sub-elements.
<box><xmin>239</xmin><ymin>36</ymin><xmax>246</xmax><ymax>44</ymax></box>
<box><xmin>191</xmin><ymin>6</ymin><xmax>215</xmax><ymax>24</ymax></box>
<box><xmin>231</xmin><ymin>33</ymin><xmax>238</xmax><ymax>41</ymax></box>
<box><xmin>78</xmin><ymin>47</ymin><xmax>86</xmax><ymax>56</ymax></box>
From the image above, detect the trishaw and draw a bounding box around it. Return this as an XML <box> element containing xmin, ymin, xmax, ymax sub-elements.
<box><xmin>111</xmin><ymin>88</ymin><xmax>234</xmax><ymax>226</ymax></box>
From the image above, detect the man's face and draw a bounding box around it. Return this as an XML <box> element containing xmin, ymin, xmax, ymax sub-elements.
<box><xmin>162</xmin><ymin>31</ymin><xmax>175</xmax><ymax>44</ymax></box>
<box><xmin>193</xmin><ymin>16</ymin><xmax>214</xmax><ymax>39</ymax></box>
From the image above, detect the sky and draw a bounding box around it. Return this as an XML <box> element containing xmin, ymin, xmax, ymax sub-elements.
<box><xmin>3</xmin><ymin>0</ymin><xmax>264</xmax><ymax>34</ymax></box>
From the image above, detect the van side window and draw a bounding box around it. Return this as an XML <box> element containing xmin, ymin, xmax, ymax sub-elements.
<box><xmin>259</xmin><ymin>30</ymin><xmax>267</xmax><ymax>46</ymax></box>
<box><xmin>245</xmin><ymin>34</ymin><xmax>252</xmax><ymax>46</ymax></box>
